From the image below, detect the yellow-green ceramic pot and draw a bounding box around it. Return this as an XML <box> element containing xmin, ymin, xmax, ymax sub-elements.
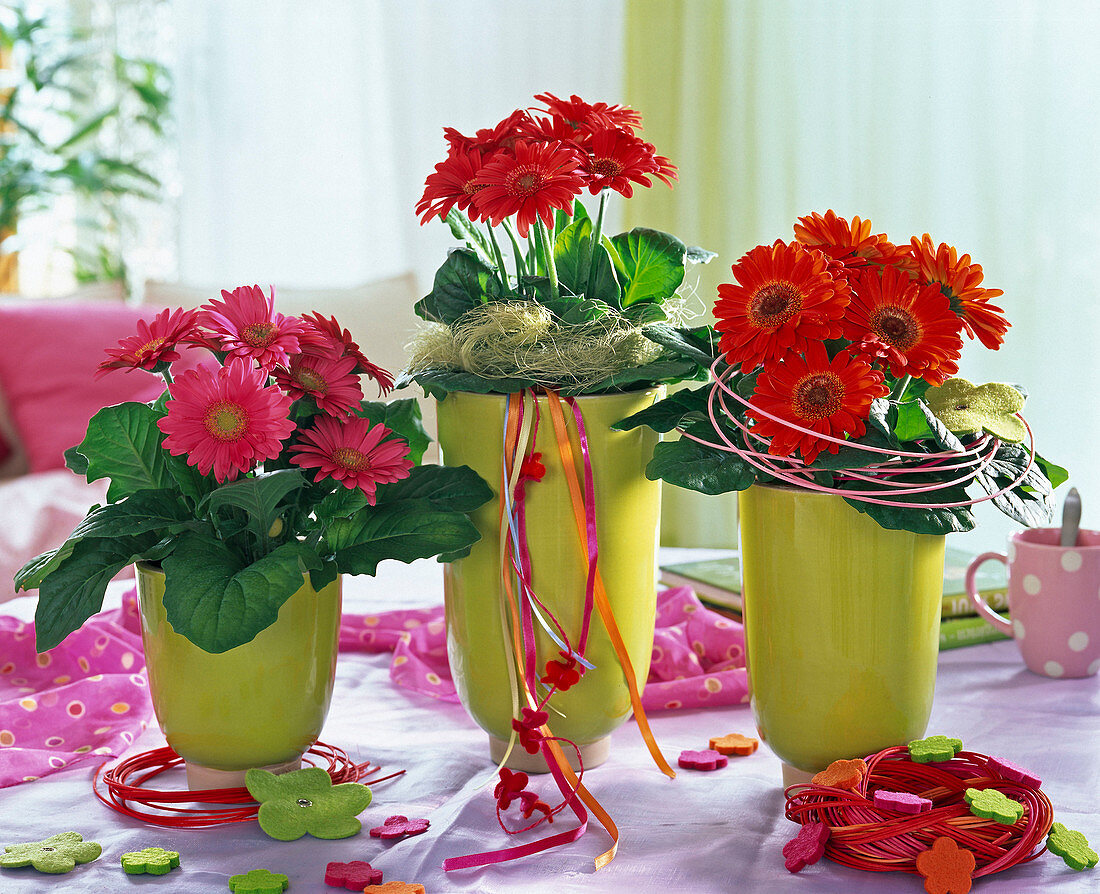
<box><xmin>738</xmin><ymin>484</ymin><xmax>945</xmax><ymax>781</ymax></box>
<box><xmin>136</xmin><ymin>563</ymin><xmax>341</xmax><ymax>789</ymax></box>
<box><xmin>438</xmin><ymin>389</ymin><xmax>662</xmax><ymax>771</ymax></box>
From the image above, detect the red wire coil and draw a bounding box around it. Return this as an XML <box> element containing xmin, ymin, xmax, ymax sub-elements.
<box><xmin>94</xmin><ymin>742</ymin><xmax>404</xmax><ymax>829</ymax></box>
<box><xmin>784</xmin><ymin>746</ymin><xmax>1054</xmax><ymax>878</ymax></box>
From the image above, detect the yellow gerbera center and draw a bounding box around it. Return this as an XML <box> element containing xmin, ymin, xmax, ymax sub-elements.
<box><xmin>203</xmin><ymin>401</ymin><xmax>248</xmax><ymax>441</ymax></box>
<box><xmin>332</xmin><ymin>446</ymin><xmax>370</xmax><ymax>471</ymax></box>
<box><xmin>749</xmin><ymin>282</ymin><xmax>803</xmax><ymax>329</ymax></box>
<box><xmin>133</xmin><ymin>337</ymin><xmax>166</xmax><ymax>362</ymax></box>
<box><xmin>241</xmin><ymin>322</ymin><xmax>278</xmax><ymax>348</ymax></box>
<box><xmin>294</xmin><ymin>368</ymin><xmax>328</xmax><ymax>395</ymax></box>
<box><xmin>872</xmin><ymin>305</ymin><xmax>921</xmax><ymax>352</ymax></box>
<box><xmin>793</xmin><ymin>372</ymin><xmax>844</xmax><ymax>421</ymax></box>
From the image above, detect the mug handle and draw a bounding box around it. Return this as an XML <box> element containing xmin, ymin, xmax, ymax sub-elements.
<box><xmin>965</xmin><ymin>552</ymin><xmax>1013</xmax><ymax>637</ymax></box>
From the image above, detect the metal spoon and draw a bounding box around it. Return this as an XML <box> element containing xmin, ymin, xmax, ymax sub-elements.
<box><xmin>1060</xmin><ymin>487</ymin><xmax>1081</xmax><ymax>547</ymax></box>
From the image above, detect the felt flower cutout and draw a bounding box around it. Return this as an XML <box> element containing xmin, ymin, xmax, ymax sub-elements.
<box><xmin>678</xmin><ymin>749</ymin><xmax>728</xmax><ymax>770</ymax></box>
<box><xmin>988</xmin><ymin>756</ymin><xmax>1041</xmax><ymax>787</ymax></box>
<box><xmin>709</xmin><ymin>733</ymin><xmax>759</xmax><ymax>756</ymax></box>
<box><xmin>783</xmin><ymin>821</ymin><xmax>830</xmax><ymax>873</ymax></box>
<box><xmin>964</xmin><ymin>787</ymin><xmax>1023</xmax><ymax>825</ymax></box>
<box><xmin>519</xmin><ymin>792</ymin><xmax>554</xmax><ymax>821</ymax></box>
<box><xmin>1047</xmin><ymin>822</ymin><xmax>1099</xmax><ymax>871</ymax></box>
<box><xmin>369</xmin><ymin>815</ymin><xmax>430</xmax><ymax>840</ymax></box>
<box><xmin>540</xmin><ymin>651</ymin><xmax>582</xmax><ymax>692</ymax></box>
<box><xmin>121</xmin><ymin>846</ymin><xmax>180</xmax><ymax>875</ymax></box>
<box><xmin>811</xmin><ymin>758</ymin><xmax>867</xmax><ymax>790</ymax></box>
<box><xmin>512</xmin><ymin>706</ymin><xmax>549</xmax><ymax>754</ymax></box>
<box><xmin>228</xmin><ymin>868</ymin><xmax>290</xmax><ymax>893</ymax></box>
<box><xmin>924</xmin><ymin>378</ymin><xmax>1026</xmax><ymax>442</ymax></box>
<box><xmin>364</xmin><ymin>883</ymin><xmax>426</xmax><ymax>894</ymax></box>
<box><xmin>515</xmin><ymin>451</ymin><xmax>547</xmax><ymax>499</ymax></box>
<box><xmin>915</xmin><ymin>836</ymin><xmax>976</xmax><ymax>894</ymax></box>
<box><xmin>874</xmin><ymin>790</ymin><xmax>932</xmax><ymax>814</ymax></box>
<box><xmin>0</xmin><ymin>832</ymin><xmax>101</xmax><ymax>874</ymax></box>
<box><xmin>494</xmin><ymin>768</ymin><xmax>530</xmax><ymax>811</ymax></box>
<box><xmin>245</xmin><ymin>767</ymin><xmax>373</xmax><ymax>841</ymax></box>
<box><xmin>325</xmin><ymin>860</ymin><xmax>383</xmax><ymax>888</ymax></box>
<box><xmin>909</xmin><ymin>735</ymin><xmax>963</xmax><ymax>764</ymax></box>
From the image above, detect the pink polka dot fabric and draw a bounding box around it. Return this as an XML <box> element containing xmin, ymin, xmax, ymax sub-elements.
<box><xmin>338</xmin><ymin>586</ymin><xmax>749</xmax><ymax>712</ymax></box>
<box><xmin>0</xmin><ymin>589</ymin><xmax>150</xmax><ymax>788</ymax></box>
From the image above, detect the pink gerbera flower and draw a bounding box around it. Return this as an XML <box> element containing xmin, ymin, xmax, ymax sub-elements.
<box><xmin>290</xmin><ymin>415</ymin><xmax>413</xmax><ymax>502</ymax></box>
<box><xmin>200</xmin><ymin>285</ymin><xmax>309</xmax><ymax>369</ymax></box>
<box><xmin>157</xmin><ymin>358</ymin><xmax>294</xmax><ymax>482</ymax></box>
<box><xmin>273</xmin><ymin>352</ymin><xmax>364</xmax><ymax>417</ymax></box>
<box><xmin>299</xmin><ymin>312</ymin><xmax>395</xmax><ymax>395</ymax></box>
<box><xmin>97</xmin><ymin>307</ymin><xmax>200</xmax><ymax>377</ymax></box>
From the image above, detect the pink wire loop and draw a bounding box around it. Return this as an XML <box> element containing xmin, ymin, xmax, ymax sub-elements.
<box><xmin>687</xmin><ymin>358</ymin><xmax>1038</xmax><ymax>510</ymax></box>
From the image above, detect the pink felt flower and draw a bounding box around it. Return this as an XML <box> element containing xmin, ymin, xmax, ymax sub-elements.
<box><xmin>97</xmin><ymin>307</ymin><xmax>200</xmax><ymax>377</ymax></box>
<box><xmin>290</xmin><ymin>415</ymin><xmax>413</xmax><ymax>502</ymax></box>
<box><xmin>200</xmin><ymin>285</ymin><xmax>309</xmax><ymax>369</ymax></box>
<box><xmin>273</xmin><ymin>352</ymin><xmax>364</xmax><ymax>417</ymax></box>
<box><xmin>512</xmin><ymin>707</ymin><xmax>549</xmax><ymax>754</ymax></box>
<box><xmin>157</xmin><ymin>358</ymin><xmax>294</xmax><ymax>482</ymax></box>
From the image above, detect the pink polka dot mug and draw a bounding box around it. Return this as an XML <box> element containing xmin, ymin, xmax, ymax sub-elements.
<box><xmin>966</xmin><ymin>528</ymin><xmax>1100</xmax><ymax>678</ymax></box>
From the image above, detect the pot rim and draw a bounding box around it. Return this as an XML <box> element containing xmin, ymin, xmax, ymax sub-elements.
<box><xmin>436</xmin><ymin>385</ymin><xmax>664</xmax><ymax>402</ymax></box>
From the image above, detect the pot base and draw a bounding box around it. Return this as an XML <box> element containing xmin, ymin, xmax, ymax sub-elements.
<box><xmin>489</xmin><ymin>735</ymin><xmax>610</xmax><ymax>774</ymax></box>
<box><xmin>185</xmin><ymin>756</ymin><xmax>302</xmax><ymax>792</ymax></box>
<box><xmin>781</xmin><ymin>763</ymin><xmax>816</xmax><ymax>788</ymax></box>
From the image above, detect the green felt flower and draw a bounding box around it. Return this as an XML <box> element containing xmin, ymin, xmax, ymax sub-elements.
<box><xmin>924</xmin><ymin>378</ymin><xmax>1026</xmax><ymax>442</ymax></box>
<box><xmin>908</xmin><ymin>735</ymin><xmax>963</xmax><ymax>763</ymax></box>
<box><xmin>1048</xmin><ymin>822</ymin><xmax>1099</xmax><ymax>871</ymax></box>
<box><xmin>245</xmin><ymin>766</ymin><xmax>372</xmax><ymax>841</ymax></box>
<box><xmin>121</xmin><ymin>846</ymin><xmax>180</xmax><ymax>875</ymax></box>
<box><xmin>228</xmin><ymin>868</ymin><xmax>289</xmax><ymax>893</ymax></box>
<box><xmin>964</xmin><ymin>787</ymin><xmax>1023</xmax><ymax>824</ymax></box>
<box><xmin>0</xmin><ymin>832</ymin><xmax>101</xmax><ymax>874</ymax></box>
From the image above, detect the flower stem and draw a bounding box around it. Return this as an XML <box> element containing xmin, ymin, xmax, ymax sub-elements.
<box><xmin>889</xmin><ymin>374</ymin><xmax>912</xmax><ymax>402</ymax></box>
<box><xmin>585</xmin><ymin>189</ymin><xmax>610</xmax><ymax>297</ymax></box>
<box><xmin>486</xmin><ymin>225</ymin><xmax>510</xmax><ymax>294</ymax></box>
<box><xmin>502</xmin><ymin>220</ymin><xmax>528</xmax><ymax>279</ymax></box>
<box><xmin>160</xmin><ymin>367</ymin><xmax>174</xmax><ymax>388</ymax></box>
<box><xmin>535</xmin><ymin>219</ymin><xmax>559</xmax><ymax>301</ymax></box>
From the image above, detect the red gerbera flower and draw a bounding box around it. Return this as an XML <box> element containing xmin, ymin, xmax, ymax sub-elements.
<box><xmin>473</xmin><ymin>140</ymin><xmax>585</xmax><ymax>237</ymax></box>
<box><xmin>97</xmin><ymin>307</ymin><xmax>200</xmax><ymax>377</ymax></box>
<box><xmin>844</xmin><ymin>266</ymin><xmax>963</xmax><ymax>385</ymax></box>
<box><xmin>747</xmin><ymin>343</ymin><xmax>888</xmax><ymax>464</ymax></box>
<box><xmin>416</xmin><ymin>149</ymin><xmax>490</xmax><ymax>224</ymax></box>
<box><xmin>793</xmin><ymin>211</ymin><xmax>910</xmax><ymax>281</ymax></box>
<box><xmin>578</xmin><ymin>128</ymin><xmax>664</xmax><ymax>197</ymax></box>
<box><xmin>714</xmin><ymin>241</ymin><xmax>850</xmax><ymax>374</ymax></box>
<box><xmin>157</xmin><ymin>358</ymin><xmax>294</xmax><ymax>483</ymax></box>
<box><xmin>907</xmin><ymin>235</ymin><xmax>1010</xmax><ymax>349</ymax></box>
<box><xmin>289</xmin><ymin>415</ymin><xmax>413</xmax><ymax>502</ymax></box>
<box><xmin>273</xmin><ymin>352</ymin><xmax>363</xmax><ymax>417</ymax></box>
<box><xmin>443</xmin><ymin>109</ymin><xmax>530</xmax><ymax>157</ymax></box>
<box><xmin>532</xmin><ymin>92</ymin><xmax>643</xmax><ymax>133</ymax></box>
<box><xmin>517</xmin><ymin>114</ymin><xmax>587</xmax><ymax>147</ymax></box>
<box><xmin>299</xmin><ymin>313</ymin><xmax>395</xmax><ymax>395</ymax></box>
<box><xmin>200</xmin><ymin>285</ymin><xmax>309</xmax><ymax>370</ymax></box>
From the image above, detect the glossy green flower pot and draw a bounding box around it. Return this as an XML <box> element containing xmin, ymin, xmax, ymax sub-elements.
<box><xmin>136</xmin><ymin>564</ymin><xmax>341</xmax><ymax>789</ymax></box>
<box><xmin>738</xmin><ymin>484</ymin><xmax>945</xmax><ymax>781</ymax></box>
<box><xmin>438</xmin><ymin>389</ymin><xmax>662</xmax><ymax>771</ymax></box>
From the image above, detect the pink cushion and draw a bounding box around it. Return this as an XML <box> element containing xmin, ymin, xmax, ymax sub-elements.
<box><xmin>0</xmin><ymin>303</ymin><xmax>179</xmax><ymax>472</ymax></box>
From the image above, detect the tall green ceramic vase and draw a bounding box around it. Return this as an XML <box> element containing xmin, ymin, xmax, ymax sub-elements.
<box><xmin>135</xmin><ymin>564</ymin><xmax>342</xmax><ymax>790</ymax></box>
<box><xmin>437</xmin><ymin>389</ymin><xmax>663</xmax><ymax>771</ymax></box>
<box><xmin>738</xmin><ymin>484</ymin><xmax>946</xmax><ymax>784</ymax></box>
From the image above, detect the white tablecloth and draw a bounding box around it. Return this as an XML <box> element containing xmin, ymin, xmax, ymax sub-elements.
<box><xmin>2</xmin><ymin>552</ymin><xmax>1099</xmax><ymax>894</ymax></box>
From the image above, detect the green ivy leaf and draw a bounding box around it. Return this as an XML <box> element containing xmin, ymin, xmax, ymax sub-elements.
<box><xmin>414</xmin><ymin>248</ymin><xmax>502</xmax><ymax>324</ymax></box>
<box><xmin>356</xmin><ymin>398</ymin><xmax>430</xmax><ymax>464</ymax></box>
<box><xmin>77</xmin><ymin>402</ymin><xmax>174</xmax><ymax>501</ymax></box>
<box><xmin>328</xmin><ymin>500</ymin><xmax>482</xmax><ymax>575</ymax></box>
<box><xmin>609</xmin><ymin>227</ymin><xmax>686</xmax><ymax>307</ymax></box>
<box><xmin>645</xmin><ymin>431</ymin><xmax>755</xmax><ymax>495</ymax></box>
<box><xmin>613</xmin><ymin>386</ymin><xmax>712</xmax><ymax>433</ymax></box>
<box><xmin>161</xmin><ymin>535</ymin><xmax>322</xmax><ymax>653</ymax></box>
<box><xmin>373</xmin><ymin>464</ymin><xmax>492</xmax><ymax>513</ymax></box>
<box><xmin>34</xmin><ymin>532</ymin><xmax>161</xmax><ymax>651</ymax></box>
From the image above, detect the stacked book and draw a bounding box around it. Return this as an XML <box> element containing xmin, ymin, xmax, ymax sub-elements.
<box><xmin>660</xmin><ymin>546</ymin><xmax>1010</xmax><ymax>651</ymax></box>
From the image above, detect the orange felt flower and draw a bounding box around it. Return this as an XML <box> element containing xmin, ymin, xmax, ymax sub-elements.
<box><xmin>714</xmin><ymin>240</ymin><xmax>850</xmax><ymax>374</ymax></box>
<box><xmin>907</xmin><ymin>234</ymin><xmax>1009</xmax><ymax>350</ymax></box>
<box><xmin>811</xmin><ymin>758</ymin><xmax>868</xmax><ymax>790</ymax></box>
<box><xmin>915</xmin><ymin>837</ymin><xmax>976</xmax><ymax>894</ymax></box>
<box><xmin>709</xmin><ymin>733</ymin><xmax>759</xmax><ymax>756</ymax></box>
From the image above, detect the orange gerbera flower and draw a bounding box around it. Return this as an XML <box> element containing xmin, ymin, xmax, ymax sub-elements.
<box><xmin>794</xmin><ymin>210</ymin><xmax>910</xmax><ymax>279</ymax></box>
<box><xmin>844</xmin><ymin>266</ymin><xmax>963</xmax><ymax>385</ymax></box>
<box><xmin>714</xmin><ymin>241</ymin><xmax>850</xmax><ymax>374</ymax></box>
<box><xmin>908</xmin><ymin>234</ymin><xmax>1009</xmax><ymax>349</ymax></box>
<box><xmin>748</xmin><ymin>342</ymin><xmax>888</xmax><ymax>464</ymax></box>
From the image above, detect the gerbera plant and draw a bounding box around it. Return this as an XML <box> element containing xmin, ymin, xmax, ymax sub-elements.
<box><xmin>616</xmin><ymin>211</ymin><xmax>1067</xmax><ymax>534</ymax></box>
<box><xmin>403</xmin><ymin>91</ymin><xmax>715</xmax><ymax>396</ymax></box>
<box><xmin>15</xmin><ymin>286</ymin><xmax>492</xmax><ymax>653</ymax></box>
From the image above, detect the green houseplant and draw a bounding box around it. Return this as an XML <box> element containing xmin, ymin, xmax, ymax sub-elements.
<box><xmin>15</xmin><ymin>286</ymin><xmax>491</xmax><ymax>785</ymax></box>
